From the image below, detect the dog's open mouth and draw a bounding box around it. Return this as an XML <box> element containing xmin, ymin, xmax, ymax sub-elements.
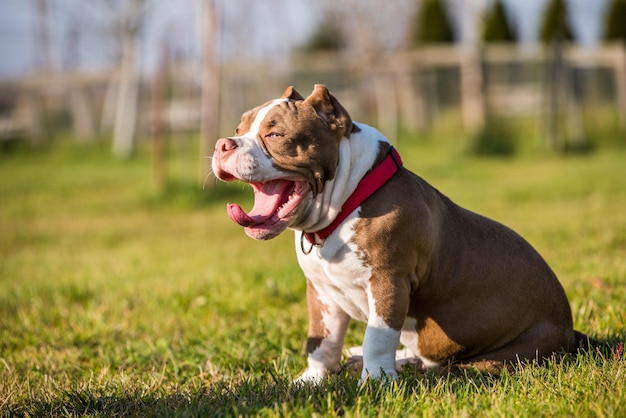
<box><xmin>227</xmin><ymin>179</ymin><xmax>309</xmax><ymax>239</ymax></box>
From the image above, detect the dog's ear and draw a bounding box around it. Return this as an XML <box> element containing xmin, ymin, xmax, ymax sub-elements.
<box><xmin>304</xmin><ymin>84</ymin><xmax>353</xmax><ymax>138</ymax></box>
<box><xmin>281</xmin><ymin>86</ymin><xmax>305</xmax><ymax>101</ymax></box>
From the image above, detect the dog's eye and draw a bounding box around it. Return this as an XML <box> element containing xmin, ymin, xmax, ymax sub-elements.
<box><xmin>265</xmin><ymin>132</ymin><xmax>283</xmax><ymax>139</ymax></box>
<box><xmin>234</xmin><ymin>128</ymin><xmax>240</xmax><ymax>135</ymax></box>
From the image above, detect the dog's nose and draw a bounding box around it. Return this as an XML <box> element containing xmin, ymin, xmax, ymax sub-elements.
<box><xmin>215</xmin><ymin>137</ymin><xmax>238</xmax><ymax>155</ymax></box>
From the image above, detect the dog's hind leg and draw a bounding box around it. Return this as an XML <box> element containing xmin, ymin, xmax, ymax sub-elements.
<box><xmin>461</xmin><ymin>322</ymin><xmax>574</xmax><ymax>367</ymax></box>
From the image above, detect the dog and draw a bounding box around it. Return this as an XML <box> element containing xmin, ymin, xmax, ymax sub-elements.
<box><xmin>211</xmin><ymin>84</ymin><xmax>593</xmax><ymax>383</ymax></box>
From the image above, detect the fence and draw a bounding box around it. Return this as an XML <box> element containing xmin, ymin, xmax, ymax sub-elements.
<box><xmin>1</xmin><ymin>43</ymin><xmax>624</xmax><ymax>149</ymax></box>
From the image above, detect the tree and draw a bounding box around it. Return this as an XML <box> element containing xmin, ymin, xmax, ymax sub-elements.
<box><xmin>199</xmin><ymin>0</ymin><xmax>221</xmax><ymax>188</ymax></box>
<box><xmin>539</xmin><ymin>0</ymin><xmax>574</xmax><ymax>43</ymax></box>
<box><xmin>539</xmin><ymin>0</ymin><xmax>574</xmax><ymax>151</ymax></box>
<box><xmin>35</xmin><ymin>0</ymin><xmax>52</xmax><ymax>73</ymax></box>
<box><xmin>604</xmin><ymin>0</ymin><xmax>626</xmax><ymax>43</ymax></box>
<box><xmin>300</xmin><ymin>17</ymin><xmax>346</xmax><ymax>52</ymax></box>
<box><xmin>483</xmin><ymin>0</ymin><xmax>516</xmax><ymax>43</ymax></box>
<box><xmin>111</xmin><ymin>0</ymin><xmax>146</xmax><ymax>159</ymax></box>
<box><xmin>604</xmin><ymin>0</ymin><xmax>626</xmax><ymax>130</ymax></box>
<box><xmin>410</xmin><ymin>0</ymin><xmax>454</xmax><ymax>46</ymax></box>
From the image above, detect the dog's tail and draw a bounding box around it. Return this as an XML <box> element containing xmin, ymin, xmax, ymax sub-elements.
<box><xmin>573</xmin><ymin>330</ymin><xmax>624</xmax><ymax>360</ymax></box>
<box><xmin>573</xmin><ymin>330</ymin><xmax>603</xmax><ymax>351</ymax></box>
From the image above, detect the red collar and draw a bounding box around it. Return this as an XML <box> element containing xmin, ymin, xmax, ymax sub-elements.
<box><xmin>301</xmin><ymin>147</ymin><xmax>403</xmax><ymax>254</ymax></box>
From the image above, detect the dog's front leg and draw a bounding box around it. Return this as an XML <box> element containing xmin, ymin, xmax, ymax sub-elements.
<box><xmin>360</xmin><ymin>279</ymin><xmax>405</xmax><ymax>384</ymax></box>
<box><xmin>295</xmin><ymin>280</ymin><xmax>350</xmax><ymax>384</ymax></box>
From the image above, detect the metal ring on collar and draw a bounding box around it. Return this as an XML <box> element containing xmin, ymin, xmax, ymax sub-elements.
<box><xmin>300</xmin><ymin>231</ymin><xmax>322</xmax><ymax>255</ymax></box>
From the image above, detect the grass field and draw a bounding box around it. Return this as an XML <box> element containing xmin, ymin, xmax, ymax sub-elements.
<box><xmin>1</xmin><ymin>132</ymin><xmax>625</xmax><ymax>417</ymax></box>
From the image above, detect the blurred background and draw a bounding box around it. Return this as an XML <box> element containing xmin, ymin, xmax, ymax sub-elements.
<box><xmin>1</xmin><ymin>4</ymin><xmax>626</xmax><ymax>406</ymax></box>
<box><xmin>0</xmin><ymin>0</ymin><xmax>624</xmax><ymax>185</ymax></box>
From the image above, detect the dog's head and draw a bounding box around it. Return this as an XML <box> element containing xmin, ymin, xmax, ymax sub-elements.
<box><xmin>212</xmin><ymin>84</ymin><xmax>355</xmax><ymax>240</ymax></box>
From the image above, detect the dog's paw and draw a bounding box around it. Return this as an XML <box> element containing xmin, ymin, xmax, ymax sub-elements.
<box><xmin>344</xmin><ymin>346</ymin><xmax>425</xmax><ymax>380</ymax></box>
<box><xmin>358</xmin><ymin>368</ymin><xmax>398</xmax><ymax>386</ymax></box>
<box><xmin>293</xmin><ymin>368</ymin><xmax>327</xmax><ymax>385</ymax></box>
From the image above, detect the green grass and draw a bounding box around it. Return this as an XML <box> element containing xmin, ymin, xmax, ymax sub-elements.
<box><xmin>1</xmin><ymin>133</ymin><xmax>625</xmax><ymax>417</ymax></box>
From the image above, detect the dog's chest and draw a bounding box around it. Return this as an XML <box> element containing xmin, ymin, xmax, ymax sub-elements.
<box><xmin>296</xmin><ymin>215</ymin><xmax>372</xmax><ymax>322</ymax></box>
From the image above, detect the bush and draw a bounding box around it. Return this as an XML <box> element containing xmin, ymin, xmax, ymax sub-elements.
<box><xmin>468</xmin><ymin>117</ymin><xmax>517</xmax><ymax>156</ymax></box>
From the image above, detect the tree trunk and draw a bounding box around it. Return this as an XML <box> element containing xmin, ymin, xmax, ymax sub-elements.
<box><xmin>545</xmin><ymin>40</ymin><xmax>563</xmax><ymax>151</ymax></box>
<box><xmin>70</xmin><ymin>84</ymin><xmax>96</xmax><ymax>141</ymax></box>
<box><xmin>616</xmin><ymin>41</ymin><xmax>626</xmax><ymax>130</ymax></box>
<box><xmin>111</xmin><ymin>0</ymin><xmax>144</xmax><ymax>159</ymax></box>
<box><xmin>460</xmin><ymin>46</ymin><xmax>485</xmax><ymax>134</ymax></box>
<box><xmin>151</xmin><ymin>44</ymin><xmax>169</xmax><ymax>192</ymax></box>
<box><xmin>112</xmin><ymin>34</ymin><xmax>140</xmax><ymax>159</ymax></box>
<box><xmin>199</xmin><ymin>0</ymin><xmax>221</xmax><ymax>188</ymax></box>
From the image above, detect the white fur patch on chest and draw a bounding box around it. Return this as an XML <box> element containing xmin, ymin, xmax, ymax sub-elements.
<box><xmin>297</xmin><ymin>212</ymin><xmax>371</xmax><ymax>322</ymax></box>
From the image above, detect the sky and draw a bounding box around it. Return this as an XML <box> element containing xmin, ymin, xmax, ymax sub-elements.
<box><xmin>0</xmin><ymin>0</ymin><xmax>613</xmax><ymax>80</ymax></box>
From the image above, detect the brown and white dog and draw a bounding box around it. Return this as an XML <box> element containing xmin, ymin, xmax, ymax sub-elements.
<box><xmin>212</xmin><ymin>84</ymin><xmax>592</xmax><ymax>383</ymax></box>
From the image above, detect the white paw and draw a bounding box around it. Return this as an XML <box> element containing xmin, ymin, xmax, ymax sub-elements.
<box><xmin>293</xmin><ymin>368</ymin><xmax>327</xmax><ymax>385</ymax></box>
<box><xmin>358</xmin><ymin>367</ymin><xmax>398</xmax><ymax>386</ymax></box>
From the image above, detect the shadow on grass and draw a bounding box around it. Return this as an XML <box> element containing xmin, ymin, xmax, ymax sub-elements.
<box><xmin>13</xmin><ymin>337</ymin><xmax>624</xmax><ymax>417</ymax></box>
<box><xmin>17</xmin><ymin>376</ymin><xmax>359</xmax><ymax>417</ymax></box>
<box><xmin>14</xmin><ymin>368</ymin><xmax>513</xmax><ymax>417</ymax></box>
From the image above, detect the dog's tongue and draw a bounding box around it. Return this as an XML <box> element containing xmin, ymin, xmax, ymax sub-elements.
<box><xmin>227</xmin><ymin>180</ymin><xmax>291</xmax><ymax>227</ymax></box>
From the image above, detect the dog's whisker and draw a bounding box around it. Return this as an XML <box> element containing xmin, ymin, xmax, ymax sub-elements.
<box><xmin>202</xmin><ymin>170</ymin><xmax>216</xmax><ymax>190</ymax></box>
<box><xmin>198</xmin><ymin>155</ymin><xmax>215</xmax><ymax>191</ymax></box>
